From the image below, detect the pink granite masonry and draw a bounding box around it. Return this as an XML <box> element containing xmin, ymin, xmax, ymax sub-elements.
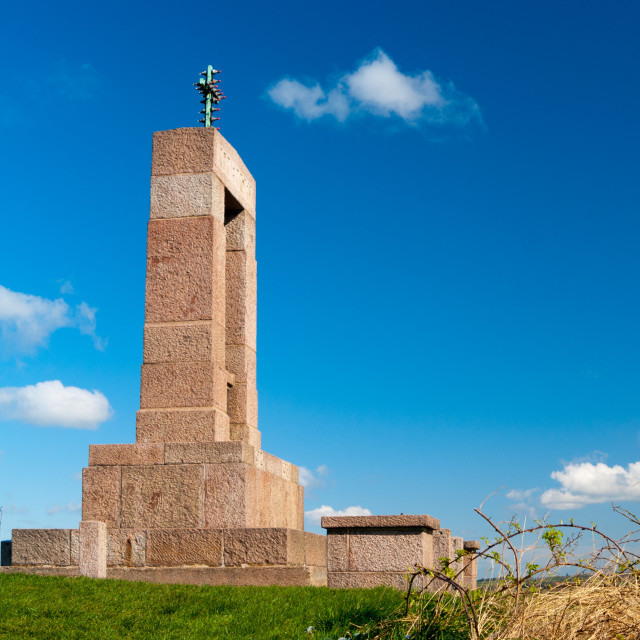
<box><xmin>323</xmin><ymin>514</ymin><xmax>479</xmax><ymax>591</ymax></box>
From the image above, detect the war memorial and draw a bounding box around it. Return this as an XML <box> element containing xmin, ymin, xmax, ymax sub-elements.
<box><xmin>0</xmin><ymin>68</ymin><xmax>478</xmax><ymax>590</ymax></box>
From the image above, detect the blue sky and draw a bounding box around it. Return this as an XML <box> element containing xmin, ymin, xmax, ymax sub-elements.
<box><xmin>1</xmin><ymin>0</ymin><xmax>640</xmax><ymax>546</ymax></box>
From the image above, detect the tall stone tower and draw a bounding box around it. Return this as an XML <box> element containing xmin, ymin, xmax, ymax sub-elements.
<box><xmin>9</xmin><ymin>129</ymin><xmax>327</xmax><ymax>586</ymax></box>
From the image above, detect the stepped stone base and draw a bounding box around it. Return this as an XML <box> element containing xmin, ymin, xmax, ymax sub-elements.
<box><xmin>0</xmin><ymin>565</ymin><xmax>327</xmax><ymax>587</ymax></box>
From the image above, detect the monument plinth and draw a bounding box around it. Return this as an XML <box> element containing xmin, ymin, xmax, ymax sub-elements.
<box><xmin>7</xmin><ymin>128</ymin><xmax>326</xmax><ymax>586</ymax></box>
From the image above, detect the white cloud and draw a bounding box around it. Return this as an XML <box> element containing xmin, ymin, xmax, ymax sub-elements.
<box><xmin>0</xmin><ymin>285</ymin><xmax>105</xmax><ymax>356</ymax></box>
<box><xmin>299</xmin><ymin>464</ymin><xmax>329</xmax><ymax>491</ymax></box>
<box><xmin>541</xmin><ymin>461</ymin><xmax>640</xmax><ymax>509</ymax></box>
<box><xmin>0</xmin><ymin>380</ymin><xmax>112</xmax><ymax>429</ymax></box>
<box><xmin>268</xmin><ymin>49</ymin><xmax>481</xmax><ymax>128</ymax></box>
<box><xmin>47</xmin><ymin>501</ymin><xmax>81</xmax><ymax>516</ymax></box>
<box><xmin>305</xmin><ymin>504</ymin><xmax>373</xmax><ymax>526</ymax></box>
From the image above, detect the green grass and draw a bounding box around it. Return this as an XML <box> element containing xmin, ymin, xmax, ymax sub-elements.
<box><xmin>0</xmin><ymin>574</ymin><xmax>404</xmax><ymax>639</ymax></box>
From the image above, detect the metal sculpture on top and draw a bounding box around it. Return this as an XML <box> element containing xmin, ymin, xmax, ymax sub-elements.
<box><xmin>194</xmin><ymin>65</ymin><xmax>225</xmax><ymax>128</ymax></box>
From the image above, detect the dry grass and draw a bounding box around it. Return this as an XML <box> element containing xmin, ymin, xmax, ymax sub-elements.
<box><xmin>481</xmin><ymin>572</ymin><xmax>640</xmax><ymax>640</ymax></box>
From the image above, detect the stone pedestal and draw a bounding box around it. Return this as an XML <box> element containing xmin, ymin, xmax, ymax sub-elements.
<box><xmin>9</xmin><ymin>128</ymin><xmax>326</xmax><ymax>586</ymax></box>
<box><xmin>323</xmin><ymin>515</ymin><xmax>479</xmax><ymax>591</ymax></box>
<box><xmin>79</xmin><ymin>521</ymin><xmax>107</xmax><ymax>578</ymax></box>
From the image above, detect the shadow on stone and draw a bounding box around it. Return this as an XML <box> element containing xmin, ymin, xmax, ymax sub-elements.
<box><xmin>1</xmin><ymin>541</ymin><xmax>11</xmax><ymax>566</ymax></box>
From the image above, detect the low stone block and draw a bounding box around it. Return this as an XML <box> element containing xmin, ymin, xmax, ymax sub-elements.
<box><xmin>229</xmin><ymin>423</ymin><xmax>261</xmax><ymax>448</ymax></box>
<box><xmin>89</xmin><ymin>443</ymin><xmax>164</xmax><ymax>466</ymax></box>
<box><xmin>121</xmin><ymin>464</ymin><xmax>205</xmax><ymax>529</ymax></box>
<box><xmin>224</xmin><ymin>528</ymin><xmax>304</xmax><ymax>567</ymax></box>
<box><xmin>136</xmin><ymin>408</ymin><xmax>230</xmax><ymax>443</ymax></box>
<box><xmin>147</xmin><ymin>529</ymin><xmax>223</xmax><ymax>567</ymax></box>
<box><xmin>140</xmin><ymin>362</ymin><xmax>228</xmax><ymax>410</ymax></box>
<box><xmin>82</xmin><ymin>466</ymin><xmax>121</xmax><ymax>528</ymax></box>
<box><xmin>79</xmin><ymin>521</ymin><xmax>107</xmax><ymax>578</ymax></box>
<box><xmin>1</xmin><ymin>541</ymin><xmax>11</xmax><ymax>566</ymax></box>
<box><xmin>304</xmin><ymin>532</ymin><xmax>327</xmax><ymax>567</ymax></box>
<box><xmin>145</xmin><ymin>216</ymin><xmax>225</xmax><ymax>325</ymax></box>
<box><xmin>144</xmin><ymin>322</ymin><xmax>225</xmax><ymax>365</ymax></box>
<box><xmin>150</xmin><ymin>173</ymin><xmax>225</xmax><ymax>222</ymax></box>
<box><xmin>11</xmin><ymin>529</ymin><xmax>72</xmax><ymax>566</ymax></box>
<box><xmin>225</xmin><ymin>210</ymin><xmax>255</xmax><ymax>252</ymax></box>
<box><xmin>165</xmin><ymin>441</ymin><xmax>254</xmax><ymax>465</ymax></box>
<box><xmin>107</xmin><ymin>530</ymin><xmax>146</xmax><ymax>567</ymax></box>
<box><xmin>227</xmin><ymin>383</ymin><xmax>258</xmax><ymax>426</ymax></box>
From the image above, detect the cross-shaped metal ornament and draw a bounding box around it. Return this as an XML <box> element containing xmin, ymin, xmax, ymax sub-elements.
<box><xmin>194</xmin><ymin>65</ymin><xmax>225</xmax><ymax>128</ymax></box>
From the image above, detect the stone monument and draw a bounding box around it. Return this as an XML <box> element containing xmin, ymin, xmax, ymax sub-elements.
<box><xmin>6</xmin><ymin>124</ymin><xmax>326</xmax><ymax>586</ymax></box>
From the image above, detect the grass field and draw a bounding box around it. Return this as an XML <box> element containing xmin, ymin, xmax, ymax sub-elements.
<box><xmin>0</xmin><ymin>574</ymin><xmax>404</xmax><ymax>640</ymax></box>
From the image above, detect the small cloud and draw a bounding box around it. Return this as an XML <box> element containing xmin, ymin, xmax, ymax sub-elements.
<box><xmin>299</xmin><ymin>465</ymin><xmax>329</xmax><ymax>491</ymax></box>
<box><xmin>541</xmin><ymin>461</ymin><xmax>640</xmax><ymax>509</ymax></box>
<box><xmin>72</xmin><ymin>471</ymin><xmax>82</xmax><ymax>481</ymax></box>
<box><xmin>4</xmin><ymin>502</ymin><xmax>28</xmax><ymax>515</ymax></box>
<box><xmin>58</xmin><ymin>280</ymin><xmax>74</xmax><ymax>295</ymax></box>
<box><xmin>506</xmin><ymin>488</ymin><xmax>538</xmax><ymax>501</ymax></box>
<box><xmin>47</xmin><ymin>501</ymin><xmax>81</xmax><ymax>516</ymax></box>
<box><xmin>0</xmin><ymin>284</ymin><xmax>105</xmax><ymax>357</ymax></box>
<box><xmin>0</xmin><ymin>380</ymin><xmax>112</xmax><ymax>429</ymax></box>
<box><xmin>43</xmin><ymin>62</ymin><xmax>98</xmax><ymax>100</ymax></box>
<box><xmin>268</xmin><ymin>49</ymin><xmax>481</xmax><ymax>130</ymax></box>
<box><xmin>305</xmin><ymin>504</ymin><xmax>372</xmax><ymax>526</ymax></box>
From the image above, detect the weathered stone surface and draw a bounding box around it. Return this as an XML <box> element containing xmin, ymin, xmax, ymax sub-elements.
<box><xmin>165</xmin><ymin>441</ymin><xmax>254</xmax><ymax>465</ymax></box>
<box><xmin>327</xmin><ymin>530</ymin><xmax>348</xmax><ymax>572</ymax></box>
<box><xmin>147</xmin><ymin>529</ymin><xmax>223</xmax><ymax>567</ymax></box>
<box><xmin>121</xmin><ymin>465</ymin><xmax>204</xmax><ymax>529</ymax></box>
<box><xmin>328</xmin><ymin>571</ymin><xmax>417</xmax><ymax>590</ymax></box>
<box><xmin>145</xmin><ymin>216</ymin><xmax>225</xmax><ymax>325</ymax></box>
<box><xmin>151</xmin><ymin>129</ymin><xmax>256</xmax><ymax>214</ymax></box>
<box><xmin>464</xmin><ymin>540</ymin><xmax>481</xmax><ymax>551</ymax></box>
<box><xmin>83</xmin><ymin>466</ymin><xmax>121</xmax><ymax>528</ymax></box>
<box><xmin>204</xmin><ymin>463</ymin><xmax>256</xmax><ymax>528</ymax></box>
<box><xmin>150</xmin><ymin>173</ymin><xmax>225</xmax><ymax>221</ymax></box>
<box><xmin>89</xmin><ymin>443</ymin><xmax>164</xmax><ymax>466</ymax></box>
<box><xmin>12</xmin><ymin>529</ymin><xmax>71</xmax><ymax>566</ymax></box>
<box><xmin>227</xmin><ymin>383</ymin><xmax>258</xmax><ymax>426</ymax></box>
<box><xmin>225</xmin><ymin>344</ymin><xmax>256</xmax><ymax>385</ymax></box>
<box><xmin>296</xmin><ymin>485</ymin><xmax>305</xmax><ymax>530</ymax></box>
<box><xmin>107</xmin><ymin>530</ymin><xmax>146</xmax><ymax>567</ymax></box>
<box><xmin>347</xmin><ymin>530</ymin><xmax>430</xmax><ymax>572</ymax></box>
<box><xmin>268</xmin><ymin>475</ymin><xmax>288</xmax><ymax>529</ymax></box>
<box><xmin>225</xmin><ymin>251</ymin><xmax>257</xmax><ymax>349</ymax></box>
<box><xmin>79</xmin><ymin>521</ymin><xmax>107</xmax><ymax>578</ymax></box>
<box><xmin>304</xmin><ymin>532</ymin><xmax>327</xmax><ymax>567</ymax></box>
<box><xmin>225</xmin><ymin>210</ymin><xmax>256</xmax><ymax>252</ymax></box>
<box><xmin>140</xmin><ymin>362</ymin><xmax>228</xmax><ymax>410</ymax></box>
<box><xmin>108</xmin><ymin>565</ymin><xmax>325</xmax><ymax>586</ymax></box>
<box><xmin>229</xmin><ymin>423</ymin><xmax>261</xmax><ymax>448</ymax></box>
<box><xmin>0</xmin><ymin>565</ymin><xmax>328</xmax><ymax>587</ymax></box>
<box><xmin>136</xmin><ymin>408</ymin><xmax>230</xmax><ymax>443</ymax></box>
<box><xmin>322</xmin><ymin>514</ymin><xmax>440</xmax><ymax>530</ymax></box>
<box><xmin>224</xmin><ymin>528</ymin><xmax>304</xmax><ymax>567</ymax></box>
<box><xmin>432</xmin><ymin>528</ymin><xmax>451</xmax><ymax>563</ymax></box>
<box><xmin>1</xmin><ymin>540</ymin><xmax>11</xmax><ymax>566</ymax></box>
<box><xmin>144</xmin><ymin>322</ymin><xmax>225</xmax><ymax>365</ymax></box>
